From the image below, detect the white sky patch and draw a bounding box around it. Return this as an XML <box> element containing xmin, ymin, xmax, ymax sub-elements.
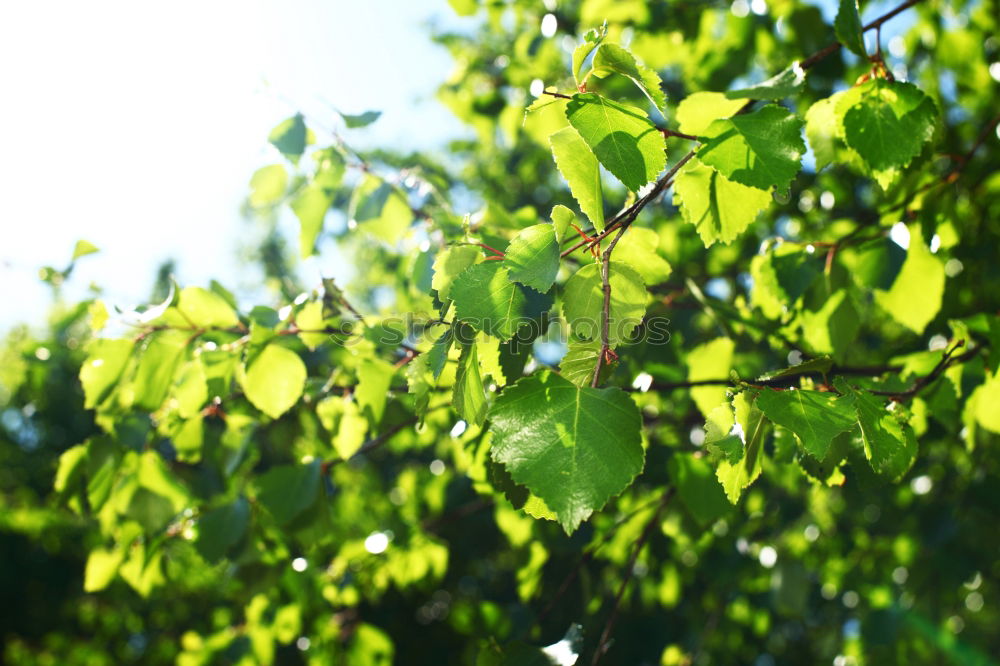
<box><xmin>292</xmin><ymin>557</ymin><xmax>308</xmax><ymax>572</ymax></box>
<box><xmin>450</xmin><ymin>420</ymin><xmax>467</xmax><ymax>438</ymax></box>
<box><xmin>541</xmin><ymin>13</ymin><xmax>558</xmax><ymax>38</ymax></box>
<box><xmin>530</xmin><ymin>78</ymin><xmax>545</xmax><ymax>97</ymax></box>
<box><xmin>759</xmin><ymin>545</ymin><xmax>778</xmax><ymax>568</ymax></box>
<box><xmin>0</xmin><ymin>0</ymin><xmax>457</xmax><ymax>331</ymax></box>
<box><xmin>890</xmin><ymin>222</ymin><xmax>911</xmax><ymax>250</ymax></box>
<box><xmin>365</xmin><ymin>531</ymin><xmax>390</xmax><ymax>554</ymax></box>
<box><xmin>910</xmin><ymin>475</ymin><xmax>933</xmax><ymax>495</ymax></box>
<box><xmin>542</xmin><ymin>639</ymin><xmax>578</xmax><ymax>665</ymax></box>
<box><xmin>632</xmin><ymin>372</ymin><xmax>653</xmax><ymax>392</ymax></box>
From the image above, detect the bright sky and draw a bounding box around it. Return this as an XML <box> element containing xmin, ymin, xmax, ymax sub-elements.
<box><xmin>0</xmin><ymin>0</ymin><xmax>458</xmax><ymax>330</ymax></box>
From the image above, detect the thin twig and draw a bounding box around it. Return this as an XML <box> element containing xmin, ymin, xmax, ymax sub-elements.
<box><xmin>561</xmin><ymin>151</ymin><xmax>696</xmax><ymax>259</ymax></box>
<box><xmin>868</xmin><ymin>343</ymin><xmax>979</xmax><ymax>400</ymax></box>
<box><xmin>536</xmin><ymin>493</ymin><xmax>670</xmax><ymax>626</ymax></box>
<box><xmin>591</xmin><ymin>488</ymin><xmax>675</xmax><ymax>665</ymax></box>
<box><xmin>799</xmin><ymin>0</ymin><xmax>923</xmax><ymax>70</ymax></box>
<box><xmin>639</xmin><ymin>346</ymin><xmax>981</xmax><ymax>398</ymax></box>
<box><xmin>660</xmin><ymin>128</ymin><xmax>699</xmax><ymax>141</ymax></box>
<box><xmin>591</xmin><ymin>223</ymin><xmax>630</xmax><ymax>387</ymax></box>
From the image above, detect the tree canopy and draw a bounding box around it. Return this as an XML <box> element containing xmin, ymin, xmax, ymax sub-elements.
<box><xmin>3</xmin><ymin>0</ymin><xmax>1000</xmax><ymax>664</ymax></box>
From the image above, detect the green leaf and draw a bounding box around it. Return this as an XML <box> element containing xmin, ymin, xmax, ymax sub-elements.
<box><xmin>714</xmin><ymin>392</ymin><xmax>767</xmax><ymax>503</ymax></box>
<box><xmin>454</xmin><ymin>343</ymin><xmax>488</xmax><ymax>426</ymax></box>
<box><xmin>242</xmin><ymin>344</ymin><xmax>307</xmax><ymax>419</ymax></box>
<box><xmin>195</xmin><ymin>498</ymin><xmax>250</xmax><ymax>563</ymax></box>
<box><xmin>80</xmin><ymin>338</ymin><xmax>134</xmax><ymax>409</ymax></box>
<box><xmin>559</xmin><ymin>339</ymin><xmax>615</xmax><ymax>387</ymax></box>
<box><xmin>488</xmin><ymin>371</ymin><xmax>644</xmax><ymax>533</ymax></box>
<box><xmin>348</xmin><ymin>175</ymin><xmax>413</xmax><ymax>243</ymax></box>
<box><xmin>770</xmin><ymin>246</ymin><xmax>821</xmax><ymax>301</ymax></box>
<box><xmin>550</xmin><ymin>204</ymin><xmax>575</xmax><ymax>242</ymax></box>
<box><xmin>837</xmin><ymin>79</ymin><xmax>937</xmax><ymax>173</ymax></box>
<box><xmin>476</xmin><ymin>334</ymin><xmax>507</xmax><ymax>386</ymax></box>
<box><xmin>72</xmin><ymin>239</ymin><xmax>100</xmax><ymax>261</ymax></box>
<box><xmin>800</xmin><ymin>290</ymin><xmax>861</xmax><ymax>360</ymax></box>
<box><xmin>432</xmin><ymin>244</ymin><xmax>481</xmax><ymax>301</ymax></box>
<box><xmin>805</xmin><ymin>96</ymin><xmax>839</xmax><ymax>171</ymax></box>
<box><xmin>54</xmin><ymin>444</ymin><xmax>88</xmax><ymax>494</ymax></box>
<box><xmin>84</xmin><ymin>546</ymin><xmax>125</xmax><ymax>592</ymax></box>
<box><xmin>254</xmin><ymin>460</ymin><xmax>321</xmax><ymax>524</ymax></box>
<box><xmin>356</xmin><ymin>358</ymin><xmax>395</xmax><ymax>424</ymax></box>
<box><xmin>487</xmin><ymin>458</ymin><xmax>528</xmax><ymax>510</ymax></box>
<box><xmin>834</xmin><ymin>0</ymin><xmax>867</xmax><ymax>57</ymax></box>
<box><xmin>268</xmin><ymin>113</ymin><xmax>307</xmax><ymax>162</ymax></box>
<box><xmin>291</xmin><ymin>183</ymin><xmax>333</xmax><ymax>258</ymax></box>
<box><xmin>565</xmin><ymin>93</ymin><xmax>666</xmax><ymax>192</ymax></box>
<box><xmin>137</xmin><ymin>451</ymin><xmax>190</xmax><ymax>509</ymax></box>
<box><xmin>248</xmin><ymin>164</ymin><xmax>288</xmax><ymax>208</ymax></box>
<box><xmin>340</xmin><ymin>109</ymin><xmax>381</xmax><ymax>128</ymax></box>
<box><xmin>504</xmin><ymin>223</ymin><xmax>559</xmax><ymax>293</ymax></box>
<box><xmin>613</xmin><ymin>227</ymin><xmax>672</xmax><ymax>284</ymax></box>
<box><xmin>673</xmin><ymin>158</ymin><xmax>772</xmax><ymax>247</ymax></box>
<box><xmin>550</xmin><ymin>126</ymin><xmax>605</xmax><ymax>230</ymax></box>
<box><xmin>562</xmin><ymin>261</ymin><xmax>647</xmax><ymax>346</ymax></box>
<box><xmin>176</xmin><ymin>286</ymin><xmax>240</xmax><ymax>329</ymax></box>
<box><xmin>670</xmin><ymin>454</ymin><xmax>732</xmax><ymax>526</ymax></box>
<box><xmin>686</xmin><ymin>337</ymin><xmax>734</xmax><ymax>419</ymax></box>
<box><xmin>334</xmin><ymin>398</ymin><xmax>368</xmax><ymax>459</ymax></box>
<box><xmin>754</xmin><ymin>388</ymin><xmax>856</xmax><ymax>459</ymax></box>
<box><xmin>295</xmin><ymin>300</ymin><xmax>328</xmax><ymax>350</ymax></box>
<box><xmin>725</xmin><ymin>63</ymin><xmax>806</xmax><ymax>100</ymax></box>
<box><xmin>448</xmin><ymin>0</ymin><xmax>477</xmax><ymax>16</ymax></box>
<box><xmin>874</xmin><ymin>226</ymin><xmax>945</xmax><ymax>333</ymax></box>
<box><xmin>676</xmin><ymin>92</ymin><xmax>746</xmax><ymax>137</ymax></box>
<box><xmin>126</xmin><ymin>487</ymin><xmax>178</xmax><ymax>533</ymax></box>
<box><xmin>451</xmin><ymin>262</ymin><xmax>550</xmax><ymax>341</ymax></box>
<box><xmin>836</xmin><ymin>379</ymin><xmax>917</xmax><ymax>480</ymax></box>
<box><xmin>974</xmin><ymin>373</ymin><xmax>1000</xmax><ymax>434</ymax></box>
<box><xmin>591</xmin><ymin>43</ymin><xmax>666</xmax><ymax>110</ymax></box>
<box><xmin>133</xmin><ymin>330</ymin><xmax>188</xmax><ymax>411</ymax></box>
<box><xmin>697</xmin><ymin>104</ymin><xmax>805</xmax><ymax>191</ymax></box>
<box><xmin>173</xmin><ymin>359</ymin><xmax>208</xmax><ymax>419</ymax></box>
<box><xmin>426</xmin><ymin>327</ymin><xmax>454</xmax><ymax>380</ymax></box>
<box><xmin>572</xmin><ymin>24</ymin><xmax>607</xmax><ymax>87</ymax></box>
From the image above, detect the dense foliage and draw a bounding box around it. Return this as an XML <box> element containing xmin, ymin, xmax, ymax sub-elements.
<box><xmin>3</xmin><ymin>0</ymin><xmax>1000</xmax><ymax>664</ymax></box>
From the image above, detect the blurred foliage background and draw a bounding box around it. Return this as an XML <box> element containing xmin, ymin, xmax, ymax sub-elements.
<box><xmin>2</xmin><ymin>0</ymin><xmax>999</xmax><ymax>664</ymax></box>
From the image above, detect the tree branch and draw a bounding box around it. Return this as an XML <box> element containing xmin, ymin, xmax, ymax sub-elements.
<box><xmin>591</xmin><ymin>223</ymin><xmax>629</xmax><ymax>387</ymax></box>
<box><xmin>591</xmin><ymin>487</ymin><xmax>675</xmax><ymax>665</ymax></box>
<box><xmin>799</xmin><ymin>0</ymin><xmax>924</xmax><ymax>70</ymax></box>
<box><xmin>639</xmin><ymin>345</ymin><xmax>982</xmax><ymax>400</ymax></box>
<box><xmin>868</xmin><ymin>342</ymin><xmax>979</xmax><ymax>400</ymax></box>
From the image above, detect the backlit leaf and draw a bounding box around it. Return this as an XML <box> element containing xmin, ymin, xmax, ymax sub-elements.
<box><xmin>565</xmin><ymin>93</ymin><xmax>666</xmax><ymax>192</ymax></box>
<box><xmin>697</xmin><ymin>104</ymin><xmax>805</xmax><ymax>191</ymax></box>
<box><xmin>242</xmin><ymin>344</ymin><xmax>307</xmax><ymax>419</ymax></box>
<box><xmin>673</xmin><ymin>158</ymin><xmax>772</xmax><ymax>247</ymax></box>
<box><xmin>550</xmin><ymin>126</ymin><xmax>605</xmax><ymax>230</ymax></box>
<box><xmin>489</xmin><ymin>371</ymin><xmax>643</xmax><ymax>533</ymax></box>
